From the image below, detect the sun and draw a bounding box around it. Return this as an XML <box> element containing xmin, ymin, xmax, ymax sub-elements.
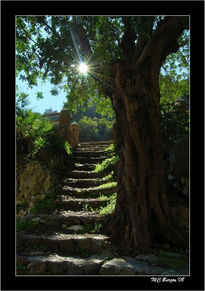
<box><xmin>78</xmin><ymin>62</ymin><xmax>88</xmax><ymax>75</ymax></box>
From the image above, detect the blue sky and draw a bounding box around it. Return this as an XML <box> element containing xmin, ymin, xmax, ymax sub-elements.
<box><xmin>17</xmin><ymin>78</ymin><xmax>67</xmax><ymax>114</ymax></box>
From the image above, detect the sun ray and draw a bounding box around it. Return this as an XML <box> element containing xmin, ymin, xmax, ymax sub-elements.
<box><xmin>78</xmin><ymin>62</ymin><xmax>88</xmax><ymax>75</ymax></box>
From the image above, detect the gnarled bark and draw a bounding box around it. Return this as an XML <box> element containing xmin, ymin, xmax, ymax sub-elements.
<box><xmin>107</xmin><ymin>16</ymin><xmax>189</xmax><ymax>255</ymax></box>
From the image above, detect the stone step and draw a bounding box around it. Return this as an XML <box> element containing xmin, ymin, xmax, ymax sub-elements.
<box><xmin>17</xmin><ymin>233</ymin><xmax>115</xmax><ymax>257</ymax></box>
<box><xmin>77</xmin><ymin>143</ymin><xmax>111</xmax><ymax>148</ymax></box>
<box><xmin>16</xmin><ymin>254</ymin><xmax>110</xmax><ymax>275</ymax></box>
<box><xmin>66</xmin><ymin>170</ymin><xmax>105</xmax><ymax>179</ymax></box>
<box><xmin>76</xmin><ymin>147</ymin><xmax>110</xmax><ymax>153</ymax></box>
<box><xmin>17</xmin><ymin>211</ymin><xmax>107</xmax><ymax>233</ymax></box>
<box><xmin>56</xmin><ymin>196</ymin><xmax>110</xmax><ymax>211</ymax></box>
<box><xmin>72</xmin><ymin>156</ymin><xmax>107</xmax><ymax>164</ymax></box>
<box><xmin>62</xmin><ymin>177</ymin><xmax>111</xmax><ymax>188</ymax></box>
<box><xmin>62</xmin><ymin>185</ymin><xmax>117</xmax><ymax>198</ymax></box>
<box><xmin>74</xmin><ymin>150</ymin><xmax>108</xmax><ymax>157</ymax></box>
<box><xmin>72</xmin><ymin>163</ymin><xmax>96</xmax><ymax>171</ymax></box>
<box><xmin>16</xmin><ymin>253</ymin><xmax>187</xmax><ymax>275</ymax></box>
<box><xmin>79</xmin><ymin>141</ymin><xmax>113</xmax><ymax>146</ymax></box>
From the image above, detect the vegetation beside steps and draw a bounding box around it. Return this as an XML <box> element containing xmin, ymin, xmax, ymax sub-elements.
<box><xmin>16</xmin><ymin>141</ymin><xmax>188</xmax><ymax>275</ymax></box>
<box><xmin>17</xmin><ymin>141</ymin><xmax>119</xmax><ymax>275</ymax></box>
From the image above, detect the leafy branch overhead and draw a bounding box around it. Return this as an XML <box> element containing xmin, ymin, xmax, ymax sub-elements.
<box><xmin>16</xmin><ymin>16</ymin><xmax>189</xmax><ymax>114</ymax></box>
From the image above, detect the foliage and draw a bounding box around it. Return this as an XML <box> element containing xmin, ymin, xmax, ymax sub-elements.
<box><xmin>78</xmin><ymin>116</ymin><xmax>113</xmax><ymax>142</ymax></box>
<box><xmin>70</xmin><ymin>103</ymin><xmax>114</xmax><ymax>141</ymax></box>
<box><xmin>101</xmin><ymin>171</ymin><xmax>114</xmax><ymax>182</ymax></box>
<box><xmin>16</xmin><ymin>97</ymin><xmax>72</xmax><ymax>159</ymax></box>
<box><xmin>99</xmin><ymin>193</ymin><xmax>117</xmax><ymax>215</ymax></box>
<box><xmin>16</xmin><ymin>16</ymin><xmax>189</xmax><ymax>146</ymax></box>
<box><xmin>30</xmin><ymin>192</ymin><xmax>57</xmax><ymax>214</ymax></box>
<box><xmin>16</xmin><ymin>16</ymin><xmax>189</xmax><ymax>117</ymax></box>
<box><xmin>94</xmin><ymin>155</ymin><xmax>119</xmax><ymax>174</ymax></box>
<box><xmin>160</xmin><ymin>99</ymin><xmax>189</xmax><ymax>143</ymax></box>
<box><xmin>153</xmin><ymin>249</ymin><xmax>188</xmax><ymax>269</ymax></box>
<box><xmin>16</xmin><ymin>217</ymin><xmax>42</xmax><ymax>231</ymax></box>
<box><xmin>96</xmin><ymin>181</ymin><xmax>117</xmax><ymax>190</ymax></box>
<box><xmin>91</xmin><ymin>222</ymin><xmax>103</xmax><ymax>233</ymax></box>
<box><xmin>78</xmin><ymin>116</ymin><xmax>99</xmax><ymax>141</ymax></box>
<box><xmin>160</xmin><ymin>77</ymin><xmax>189</xmax><ymax>105</ymax></box>
<box><xmin>64</xmin><ymin>141</ymin><xmax>72</xmax><ymax>155</ymax></box>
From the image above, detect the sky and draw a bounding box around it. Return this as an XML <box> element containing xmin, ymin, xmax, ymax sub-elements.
<box><xmin>17</xmin><ymin>78</ymin><xmax>67</xmax><ymax>114</ymax></box>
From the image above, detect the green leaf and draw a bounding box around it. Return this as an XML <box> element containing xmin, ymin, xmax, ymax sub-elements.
<box><xmin>36</xmin><ymin>91</ymin><xmax>44</xmax><ymax>99</ymax></box>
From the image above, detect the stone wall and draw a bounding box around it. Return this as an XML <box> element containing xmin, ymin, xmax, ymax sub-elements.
<box><xmin>16</xmin><ymin>159</ymin><xmax>56</xmax><ymax>217</ymax></box>
<box><xmin>58</xmin><ymin>109</ymin><xmax>79</xmax><ymax>149</ymax></box>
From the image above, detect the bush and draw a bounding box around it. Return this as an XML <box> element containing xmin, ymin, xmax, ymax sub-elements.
<box><xmin>78</xmin><ymin>116</ymin><xmax>99</xmax><ymax>141</ymax></box>
<box><xmin>16</xmin><ymin>106</ymin><xmax>72</xmax><ymax>160</ymax></box>
<box><xmin>160</xmin><ymin>101</ymin><xmax>189</xmax><ymax>144</ymax></box>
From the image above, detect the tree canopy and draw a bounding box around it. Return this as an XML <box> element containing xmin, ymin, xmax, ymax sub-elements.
<box><xmin>16</xmin><ymin>16</ymin><xmax>189</xmax><ymax>116</ymax></box>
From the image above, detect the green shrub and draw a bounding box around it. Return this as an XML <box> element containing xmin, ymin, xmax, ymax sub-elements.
<box><xmin>99</xmin><ymin>193</ymin><xmax>117</xmax><ymax>215</ymax></box>
<box><xmin>16</xmin><ymin>106</ymin><xmax>72</xmax><ymax>159</ymax></box>
<box><xmin>16</xmin><ymin>217</ymin><xmax>41</xmax><ymax>231</ymax></box>
<box><xmin>94</xmin><ymin>155</ymin><xmax>119</xmax><ymax>173</ymax></box>
<box><xmin>30</xmin><ymin>191</ymin><xmax>57</xmax><ymax>214</ymax></box>
<box><xmin>78</xmin><ymin>116</ymin><xmax>99</xmax><ymax>141</ymax></box>
<box><xmin>160</xmin><ymin>101</ymin><xmax>189</xmax><ymax>144</ymax></box>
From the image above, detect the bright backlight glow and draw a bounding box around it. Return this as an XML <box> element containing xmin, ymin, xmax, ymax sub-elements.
<box><xmin>78</xmin><ymin>62</ymin><xmax>88</xmax><ymax>74</ymax></box>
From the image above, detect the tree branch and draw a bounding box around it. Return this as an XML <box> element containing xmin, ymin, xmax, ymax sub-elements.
<box><xmin>120</xmin><ymin>17</ymin><xmax>137</xmax><ymax>57</ymax></box>
<box><xmin>134</xmin><ymin>16</ymin><xmax>155</xmax><ymax>60</ymax></box>
<box><xmin>136</xmin><ymin>16</ymin><xmax>189</xmax><ymax>70</ymax></box>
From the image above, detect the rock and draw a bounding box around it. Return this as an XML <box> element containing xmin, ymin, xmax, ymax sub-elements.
<box><xmin>58</xmin><ymin>110</ymin><xmax>79</xmax><ymax>149</ymax></box>
<box><xmin>17</xmin><ymin>254</ymin><xmax>30</xmax><ymax>266</ymax></box>
<box><xmin>168</xmin><ymin>135</ymin><xmax>189</xmax><ymax>196</ymax></box>
<box><xmin>161</xmin><ymin>269</ymin><xmax>179</xmax><ymax>275</ymax></box>
<box><xmin>27</xmin><ymin>262</ymin><xmax>47</xmax><ymax>274</ymax></box>
<box><xmin>169</xmin><ymin>135</ymin><xmax>189</xmax><ymax>178</ymax></box>
<box><xmin>124</xmin><ymin>257</ymin><xmax>165</xmax><ymax>275</ymax></box>
<box><xmin>84</xmin><ymin>255</ymin><xmax>109</xmax><ymax>274</ymax></box>
<box><xmin>99</xmin><ymin>256</ymin><xmax>165</xmax><ymax>275</ymax></box>
<box><xmin>58</xmin><ymin>109</ymin><xmax>72</xmax><ymax>140</ymax></box>
<box><xmin>68</xmin><ymin>123</ymin><xmax>79</xmax><ymax>149</ymax></box>
<box><xmin>17</xmin><ymin>208</ymin><xmax>28</xmax><ymax>218</ymax></box>
<box><xmin>175</xmin><ymin>95</ymin><xmax>189</xmax><ymax>113</ymax></box>
<box><xmin>25</xmin><ymin>254</ymin><xmax>108</xmax><ymax>275</ymax></box>
<box><xmin>99</xmin><ymin>258</ymin><xmax>135</xmax><ymax>275</ymax></box>
<box><xmin>66</xmin><ymin>225</ymin><xmax>84</xmax><ymax>231</ymax></box>
<box><xmin>17</xmin><ymin>160</ymin><xmax>55</xmax><ymax>207</ymax></box>
<box><xmin>170</xmin><ymin>206</ymin><xmax>189</xmax><ymax>230</ymax></box>
<box><xmin>134</xmin><ymin>254</ymin><xmax>158</xmax><ymax>264</ymax></box>
<box><xmin>37</xmin><ymin>146</ymin><xmax>70</xmax><ymax>171</ymax></box>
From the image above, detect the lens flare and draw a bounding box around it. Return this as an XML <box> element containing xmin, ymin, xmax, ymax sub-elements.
<box><xmin>78</xmin><ymin>62</ymin><xmax>88</xmax><ymax>75</ymax></box>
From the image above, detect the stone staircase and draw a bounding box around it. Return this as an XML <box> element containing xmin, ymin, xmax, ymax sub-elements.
<box><xmin>17</xmin><ymin>141</ymin><xmax>118</xmax><ymax>275</ymax></box>
<box><xmin>16</xmin><ymin>141</ymin><xmax>189</xmax><ymax>276</ymax></box>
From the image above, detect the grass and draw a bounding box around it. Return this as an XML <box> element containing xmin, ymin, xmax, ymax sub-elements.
<box><xmin>75</xmin><ymin>222</ymin><xmax>103</xmax><ymax>234</ymax></box>
<box><xmin>101</xmin><ymin>171</ymin><xmax>114</xmax><ymax>182</ymax></box>
<box><xmin>91</xmin><ymin>222</ymin><xmax>103</xmax><ymax>233</ymax></box>
<box><xmin>103</xmin><ymin>144</ymin><xmax>115</xmax><ymax>154</ymax></box>
<box><xmin>17</xmin><ymin>263</ymin><xmax>27</xmax><ymax>271</ymax></box>
<box><xmin>153</xmin><ymin>249</ymin><xmax>189</xmax><ymax>269</ymax></box>
<box><xmin>82</xmin><ymin>203</ymin><xmax>95</xmax><ymax>212</ymax></box>
<box><xmin>30</xmin><ymin>191</ymin><xmax>57</xmax><ymax>214</ymax></box>
<box><xmin>99</xmin><ymin>193</ymin><xmax>117</xmax><ymax>215</ymax></box>
<box><xmin>98</xmin><ymin>195</ymin><xmax>110</xmax><ymax>201</ymax></box>
<box><xmin>94</xmin><ymin>156</ymin><xmax>119</xmax><ymax>174</ymax></box>
<box><xmin>16</xmin><ymin>217</ymin><xmax>45</xmax><ymax>231</ymax></box>
<box><xmin>96</xmin><ymin>181</ymin><xmax>117</xmax><ymax>190</ymax></box>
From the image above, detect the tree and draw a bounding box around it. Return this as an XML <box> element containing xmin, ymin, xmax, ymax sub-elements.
<box><xmin>16</xmin><ymin>16</ymin><xmax>189</xmax><ymax>255</ymax></box>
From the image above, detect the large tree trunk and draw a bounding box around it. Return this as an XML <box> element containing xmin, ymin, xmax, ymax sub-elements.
<box><xmin>107</xmin><ymin>17</ymin><xmax>189</xmax><ymax>255</ymax></box>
